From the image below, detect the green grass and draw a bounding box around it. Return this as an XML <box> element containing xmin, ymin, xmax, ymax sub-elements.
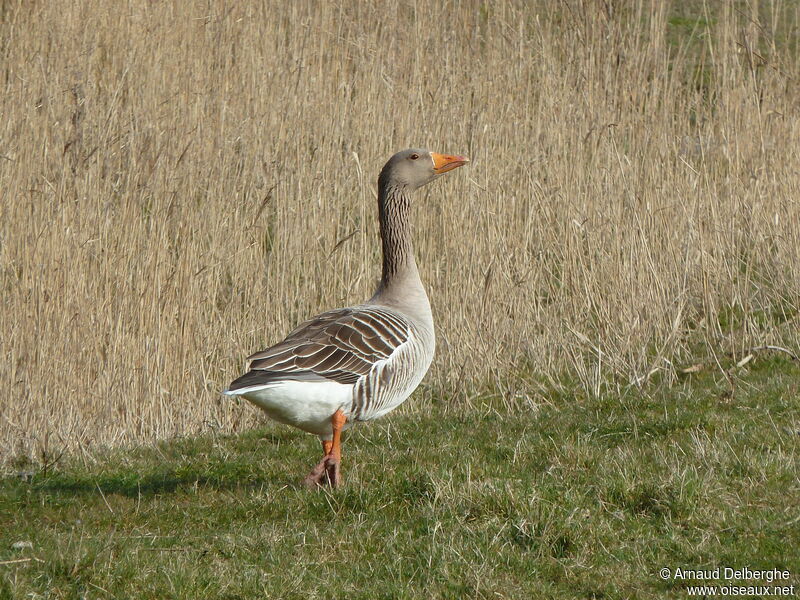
<box><xmin>2</xmin><ymin>360</ymin><xmax>799</xmax><ymax>599</ymax></box>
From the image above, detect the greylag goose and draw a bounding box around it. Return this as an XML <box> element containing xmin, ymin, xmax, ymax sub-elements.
<box><xmin>225</xmin><ymin>149</ymin><xmax>468</xmax><ymax>487</ymax></box>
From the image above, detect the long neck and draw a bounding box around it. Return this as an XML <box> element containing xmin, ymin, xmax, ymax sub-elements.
<box><xmin>371</xmin><ymin>181</ymin><xmax>431</xmax><ymax>322</ymax></box>
<box><xmin>379</xmin><ymin>184</ymin><xmax>416</xmax><ymax>286</ymax></box>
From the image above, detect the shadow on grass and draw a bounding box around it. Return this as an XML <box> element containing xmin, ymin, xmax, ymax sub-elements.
<box><xmin>9</xmin><ymin>463</ymin><xmax>312</xmax><ymax>502</ymax></box>
<box><xmin>4</xmin><ymin>428</ymin><xmax>314</xmax><ymax>500</ymax></box>
<box><xmin>28</xmin><ymin>468</ymin><xmax>284</xmax><ymax>499</ymax></box>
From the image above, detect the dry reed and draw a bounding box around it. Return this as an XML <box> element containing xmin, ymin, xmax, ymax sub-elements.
<box><xmin>1</xmin><ymin>0</ymin><xmax>799</xmax><ymax>463</ymax></box>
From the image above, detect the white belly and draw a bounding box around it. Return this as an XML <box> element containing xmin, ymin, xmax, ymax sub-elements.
<box><xmin>224</xmin><ymin>380</ymin><xmax>353</xmax><ymax>439</ymax></box>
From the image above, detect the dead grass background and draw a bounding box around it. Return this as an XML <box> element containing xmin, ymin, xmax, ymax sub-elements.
<box><xmin>1</xmin><ymin>0</ymin><xmax>798</xmax><ymax>463</ymax></box>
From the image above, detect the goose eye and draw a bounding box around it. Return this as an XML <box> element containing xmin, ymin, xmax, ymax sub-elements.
<box><xmin>409</xmin><ymin>153</ymin><xmax>419</xmax><ymax>160</ymax></box>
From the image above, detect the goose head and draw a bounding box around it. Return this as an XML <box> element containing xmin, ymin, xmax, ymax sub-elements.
<box><xmin>379</xmin><ymin>148</ymin><xmax>469</xmax><ymax>191</ymax></box>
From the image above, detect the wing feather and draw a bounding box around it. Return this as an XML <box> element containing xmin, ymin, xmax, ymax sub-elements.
<box><xmin>228</xmin><ymin>306</ymin><xmax>411</xmax><ymax>392</ymax></box>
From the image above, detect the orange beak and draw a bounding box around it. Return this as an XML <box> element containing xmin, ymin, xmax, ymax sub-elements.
<box><xmin>431</xmin><ymin>152</ymin><xmax>469</xmax><ymax>174</ymax></box>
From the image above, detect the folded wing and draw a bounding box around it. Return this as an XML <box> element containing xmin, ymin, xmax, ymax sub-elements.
<box><xmin>228</xmin><ymin>306</ymin><xmax>411</xmax><ymax>390</ymax></box>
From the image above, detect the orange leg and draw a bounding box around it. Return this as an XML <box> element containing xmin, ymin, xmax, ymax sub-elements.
<box><xmin>303</xmin><ymin>410</ymin><xmax>347</xmax><ymax>489</ymax></box>
<box><xmin>329</xmin><ymin>409</ymin><xmax>346</xmax><ymax>461</ymax></box>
